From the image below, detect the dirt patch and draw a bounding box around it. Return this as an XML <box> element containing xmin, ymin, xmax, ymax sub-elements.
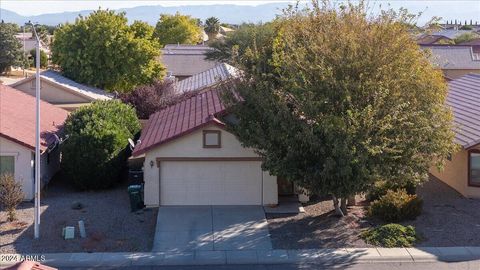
<box><xmin>266</xmin><ymin>196</ymin><xmax>372</xmax><ymax>249</ymax></box>
<box><xmin>0</xmin><ymin>176</ymin><xmax>157</xmax><ymax>253</ymax></box>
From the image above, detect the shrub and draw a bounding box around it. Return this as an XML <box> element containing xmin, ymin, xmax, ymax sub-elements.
<box><xmin>368</xmin><ymin>189</ymin><xmax>423</xmax><ymax>222</ymax></box>
<box><xmin>29</xmin><ymin>49</ymin><xmax>48</xmax><ymax>68</ymax></box>
<box><xmin>0</xmin><ymin>173</ymin><xmax>24</xmax><ymax>221</ymax></box>
<box><xmin>119</xmin><ymin>79</ymin><xmax>175</xmax><ymax>119</ymax></box>
<box><xmin>367</xmin><ymin>180</ymin><xmax>416</xmax><ymax>201</ymax></box>
<box><xmin>361</xmin><ymin>223</ymin><xmax>417</xmax><ymax>247</ymax></box>
<box><xmin>454</xmin><ymin>32</ymin><xmax>480</xmax><ymax>44</ymax></box>
<box><xmin>62</xmin><ymin>100</ymin><xmax>141</xmax><ymax>190</ymax></box>
<box><xmin>120</xmin><ymin>79</ymin><xmax>201</xmax><ymax>119</ymax></box>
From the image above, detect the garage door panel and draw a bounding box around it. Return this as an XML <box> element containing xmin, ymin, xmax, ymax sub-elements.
<box><xmin>160</xmin><ymin>161</ymin><xmax>262</xmax><ymax>205</ymax></box>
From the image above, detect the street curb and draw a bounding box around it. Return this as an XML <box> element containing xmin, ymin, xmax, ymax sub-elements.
<box><xmin>2</xmin><ymin>247</ymin><xmax>480</xmax><ymax>268</ymax></box>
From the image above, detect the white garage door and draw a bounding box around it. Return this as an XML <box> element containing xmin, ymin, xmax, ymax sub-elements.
<box><xmin>160</xmin><ymin>161</ymin><xmax>263</xmax><ymax>205</ymax></box>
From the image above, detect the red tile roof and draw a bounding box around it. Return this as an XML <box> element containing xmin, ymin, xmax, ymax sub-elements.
<box><xmin>132</xmin><ymin>88</ymin><xmax>226</xmax><ymax>156</ymax></box>
<box><xmin>0</xmin><ymin>84</ymin><xmax>69</xmax><ymax>151</ymax></box>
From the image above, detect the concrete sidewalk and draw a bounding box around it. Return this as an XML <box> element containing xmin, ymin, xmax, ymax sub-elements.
<box><xmin>2</xmin><ymin>247</ymin><xmax>480</xmax><ymax>268</ymax></box>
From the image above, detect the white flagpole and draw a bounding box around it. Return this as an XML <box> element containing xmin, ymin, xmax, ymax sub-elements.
<box><xmin>30</xmin><ymin>22</ymin><xmax>41</xmax><ymax>239</ymax></box>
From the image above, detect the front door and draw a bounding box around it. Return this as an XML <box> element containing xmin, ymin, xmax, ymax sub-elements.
<box><xmin>277</xmin><ymin>176</ymin><xmax>294</xmax><ymax>196</ymax></box>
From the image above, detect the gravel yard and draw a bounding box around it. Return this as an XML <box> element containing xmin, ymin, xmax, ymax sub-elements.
<box><xmin>0</xmin><ymin>175</ymin><xmax>157</xmax><ymax>253</ymax></box>
<box><xmin>404</xmin><ymin>176</ymin><xmax>480</xmax><ymax>247</ymax></box>
<box><xmin>267</xmin><ymin>176</ymin><xmax>480</xmax><ymax>249</ymax></box>
<box><xmin>266</xmin><ymin>196</ymin><xmax>372</xmax><ymax>249</ymax></box>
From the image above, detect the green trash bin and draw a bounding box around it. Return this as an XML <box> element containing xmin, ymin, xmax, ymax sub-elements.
<box><xmin>128</xmin><ymin>185</ymin><xmax>144</xmax><ymax>212</ymax></box>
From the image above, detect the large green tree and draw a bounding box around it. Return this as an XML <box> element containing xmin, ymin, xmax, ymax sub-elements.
<box><xmin>0</xmin><ymin>22</ymin><xmax>22</xmax><ymax>74</ymax></box>
<box><xmin>62</xmin><ymin>100</ymin><xmax>141</xmax><ymax>190</ymax></box>
<box><xmin>51</xmin><ymin>10</ymin><xmax>164</xmax><ymax>93</ymax></box>
<box><xmin>222</xmin><ymin>1</ymin><xmax>456</xmax><ymax>215</ymax></box>
<box><xmin>154</xmin><ymin>13</ymin><xmax>202</xmax><ymax>46</ymax></box>
<box><xmin>206</xmin><ymin>22</ymin><xmax>279</xmax><ymax>75</ymax></box>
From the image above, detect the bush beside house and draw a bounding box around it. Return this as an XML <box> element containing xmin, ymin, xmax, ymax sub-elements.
<box><xmin>61</xmin><ymin>100</ymin><xmax>141</xmax><ymax>190</ymax></box>
<box><xmin>0</xmin><ymin>173</ymin><xmax>24</xmax><ymax>222</ymax></box>
<box><xmin>367</xmin><ymin>180</ymin><xmax>417</xmax><ymax>201</ymax></box>
<box><xmin>368</xmin><ymin>189</ymin><xmax>423</xmax><ymax>222</ymax></box>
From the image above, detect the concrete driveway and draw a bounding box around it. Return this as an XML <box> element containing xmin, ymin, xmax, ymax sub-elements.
<box><xmin>152</xmin><ymin>206</ymin><xmax>272</xmax><ymax>252</ymax></box>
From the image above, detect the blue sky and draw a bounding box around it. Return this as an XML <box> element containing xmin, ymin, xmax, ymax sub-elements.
<box><xmin>1</xmin><ymin>1</ymin><xmax>479</xmax><ymax>25</ymax></box>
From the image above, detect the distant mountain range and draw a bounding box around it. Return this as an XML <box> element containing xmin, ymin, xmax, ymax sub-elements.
<box><xmin>0</xmin><ymin>3</ymin><xmax>290</xmax><ymax>26</ymax></box>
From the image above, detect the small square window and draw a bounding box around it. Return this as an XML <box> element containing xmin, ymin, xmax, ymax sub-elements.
<box><xmin>203</xmin><ymin>130</ymin><xmax>221</xmax><ymax>148</ymax></box>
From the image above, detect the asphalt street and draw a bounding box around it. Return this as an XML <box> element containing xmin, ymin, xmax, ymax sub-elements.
<box><xmin>62</xmin><ymin>261</ymin><xmax>480</xmax><ymax>270</ymax></box>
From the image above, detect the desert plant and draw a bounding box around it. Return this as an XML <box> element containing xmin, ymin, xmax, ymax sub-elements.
<box><xmin>0</xmin><ymin>173</ymin><xmax>24</xmax><ymax>222</ymax></box>
<box><xmin>361</xmin><ymin>223</ymin><xmax>418</xmax><ymax>247</ymax></box>
<box><xmin>61</xmin><ymin>100</ymin><xmax>141</xmax><ymax>190</ymax></box>
<box><xmin>367</xmin><ymin>180</ymin><xmax>417</xmax><ymax>201</ymax></box>
<box><xmin>368</xmin><ymin>189</ymin><xmax>423</xmax><ymax>222</ymax></box>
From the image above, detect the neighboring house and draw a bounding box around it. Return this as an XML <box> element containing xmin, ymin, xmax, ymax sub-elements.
<box><xmin>416</xmin><ymin>34</ymin><xmax>453</xmax><ymax>45</ymax></box>
<box><xmin>431</xmin><ymin>29</ymin><xmax>479</xmax><ymax>40</ymax></box>
<box><xmin>131</xmin><ymin>87</ymin><xmax>306</xmax><ymax>206</ymax></box>
<box><xmin>0</xmin><ymin>84</ymin><xmax>68</xmax><ymax>200</ymax></box>
<box><xmin>458</xmin><ymin>38</ymin><xmax>480</xmax><ymax>54</ymax></box>
<box><xmin>430</xmin><ymin>74</ymin><xmax>480</xmax><ymax>198</ymax></box>
<box><xmin>15</xmin><ymin>33</ymin><xmax>50</xmax><ymax>55</ymax></box>
<box><xmin>219</xmin><ymin>26</ymin><xmax>235</xmax><ymax>35</ymax></box>
<box><xmin>422</xmin><ymin>45</ymin><xmax>480</xmax><ymax>80</ymax></box>
<box><xmin>10</xmin><ymin>70</ymin><xmax>112</xmax><ymax>111</ymax></box>
<box><xmin>175</xmin><ymin>63</ymin><xmax>240</xmax><ymax>94</ymax></box>
<box><xmin>159</xmin><ymin>44</ymin><xmax>218</xmax><ymax>81</ymax></box>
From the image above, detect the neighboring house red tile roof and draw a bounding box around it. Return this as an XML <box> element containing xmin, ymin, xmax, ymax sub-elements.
<box><xmin>0</xmin><ymin>84</ymin><xmax>69</xmax><ymax>152</ymax></box>
<box><xmin>447</xmin><ymin>74</ymin><xmax>480</xmax><ymax>148</ymax></box>
<box><xmin>132</xmin><ymin>88</ymin><xmax>226</xmax><ymax>156</ymax></box>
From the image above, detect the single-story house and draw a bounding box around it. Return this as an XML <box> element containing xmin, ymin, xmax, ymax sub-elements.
<box><xmin>416</xmin><ymin>34</ymin><xmax>453</xmax><ymax>45</ymax></box>
<box><xmin>0</xmin><ymin>84</ymin><xmax>68</xmax><ymax>200</ymax></box>
<box><xmin>430</xmin><ymin>74</ymin><xmax>480</xmax><ymax>198</ymax></box>
<box><xmin>15</xmin><ymin>32</ymin><xmax>51</xmax><ymax>56</ymax></box>
<box><xmin>159</xmin><ymin>44</ymin><xmax>219</xmax><ymax>81</ymax></box>
<box><xmin>132</xmin><ymin>87</ymin><xmax>305</xmax><ymax>206</ymax></box>
<box><xmin>175</xmin><ymin>63</ymin><xmax>240</xmax><ymax>94</ymax></box>
<box><xmin>10</xmin><ymin>70</ymin><xmax>112</xmax><ymax>111</ymax></box>
<box><xmin>422</xmin><ymin>45</ymin><xmax>480</xmax><ymax>80</ymax></box>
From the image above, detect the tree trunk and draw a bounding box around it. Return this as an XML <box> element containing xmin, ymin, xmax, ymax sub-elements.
<box><xmin>347</xmin><ymin>195</ymin><xmax>356</xmax><ymax>206</ymax></box>
<box><xmin>340</xmin><ymin>197</ymin><xmax>348</xmax><ymax>215</ymax></box>
<box><xmin>332</xmin><ymin>195</ymin><xmax>344</xmax><ymax>217</ymax></box>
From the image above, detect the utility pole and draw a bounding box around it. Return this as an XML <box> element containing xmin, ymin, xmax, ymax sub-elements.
<box><xmin>28</xmin><ymin>21</ymin><xmax>41</xmax><ymax>239</ymax></box>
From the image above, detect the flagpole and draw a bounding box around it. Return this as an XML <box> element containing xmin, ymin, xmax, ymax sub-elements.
<box><xmin>29</xmin><ymin>22</ymin><xmax>41</xmax><ymax>239</ymax></box>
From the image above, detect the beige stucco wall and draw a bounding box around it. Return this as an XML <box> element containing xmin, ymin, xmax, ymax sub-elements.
<box><xmin>0</xmin><ymin>137</ymin><xmax>61</xmax><ymax>200</ymax></box>
<box><xmin>430</xmin><ymin>145</ymin><xmax>480</xmax><ymax>198</ymax></box>
<box><xmin>0</xmin><ymin>137</ymin><xmax>34</xmax><ymax>200</ymax></box>
<box><xmin>442</xmin><ymin>69</ymin><xmax>480</xmax><ymax>80</ymax></box>
<box><xmin>141</xmin><ymin>124</ymin><xmax>278</xmax><ymax>206</ymax></box>
<box><xmin>12</xmin><ymin>78</ymin><xmax>92</xmax><ymax>104</ymax></box>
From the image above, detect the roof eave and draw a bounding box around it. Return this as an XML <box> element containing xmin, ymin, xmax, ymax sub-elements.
<box><xmin>132</xmin><ymin>119</ymin><xmax>226</xmax><ymax>157</ymax></box>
